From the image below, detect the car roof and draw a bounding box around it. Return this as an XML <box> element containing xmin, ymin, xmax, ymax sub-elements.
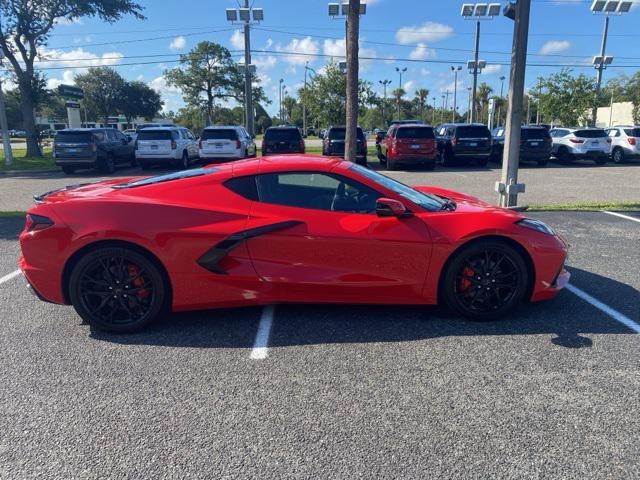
<box><xmin>267</xmin><ymin>125</ymin><xmax>299</xmax><ymax>129</ymax></box>
<box><xmin>203</xmin><ymin>125</ymin><xmax>241</xmax><ymax>129</ymax></box>
<box><xmin>228</xmin><ymin>154</ymin><xmax>342</xmax><ymax>177</ymax></box>
<box><xmin>138</xmin><ymin>126</ymin><xmax>180</xmax><ymax>131</ymax></box>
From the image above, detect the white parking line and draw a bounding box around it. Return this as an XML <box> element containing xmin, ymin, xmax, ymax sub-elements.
<box><xmin>0</xmin><ymin>269</ymin><xmax>21</xmax><ymax>285</ymax></box>
<box><xmin>566</xmin><ymin>283</ymin><xmax>640</xmax><ymax>334</ymax></box>
<box><xmin>250</xmin><ymin>305</ymin><xmax>275</xmax><ymax>360</ymax></box>
<box><xmin>602</xmin><ymin>210</ymin><xmax>640</xmax><ymax>224</ymax></box>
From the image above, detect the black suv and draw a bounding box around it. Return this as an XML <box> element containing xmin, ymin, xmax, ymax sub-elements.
<box><xmin>435</xmin><ymin>123</ymin><xmax>492</xmax><ymax>166</ymax></box>
<box><xmin>322</xmin><ymin>126</ymin><xmax>367</xmax><ymax>165</ymax></box>
<box><xmin>491</xmin><ymin>125</ymin><xmax>552</xmax><ymax>166</ymax></box>
<box><xmin>262</xmin><ymin>126</ymin><xmax>305</xmax><ymax>155</ymax></box>
<box><xmin>54</xmin><ymin>128</ymin><xmax>135</xmax><ymax>174</ymax></box>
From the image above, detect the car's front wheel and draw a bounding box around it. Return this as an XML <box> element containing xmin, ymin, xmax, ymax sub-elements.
<box><xmin>69</xmin><ymin>247</ymin><xmax>168</xmax><ymax>333</ymax></box>
<box><xmin>441</xmin><ymin>240</ymin><xmax>528</xmax><ymax>320</ymax></box>
<box><xmin>612</xmin><ymin>147</ymin><xmax>625</xmax><ymax>164</ymax></box>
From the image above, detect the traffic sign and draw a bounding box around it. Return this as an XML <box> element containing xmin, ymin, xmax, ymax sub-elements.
<box><xmin>65</xmin><ymin>101</ymin><xmax>81</xmax><ymax>109</ymax></box>
<box><xmin>58</xmin><ymin>84</ymin><xmax>84</xmax><ymax>100</ymax></box>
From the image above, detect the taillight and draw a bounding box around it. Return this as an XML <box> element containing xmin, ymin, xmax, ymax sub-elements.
<box><xmin>628</xmin><ymin>137</ymin><xmax>637</xmax><ymax>146</ymax></box>
<box><xmin>569</xmin><ymin>138</ymin><xmax>584</xmax><ymax>144</ymax></box>
<box><xmin>236</xmin><ymin>139</ymin><xmax>241</xmax><ymax>149</ymax></box>
<box><xmin>24</xmin><ymin>214</ymin><xmax>54</xmax><ymax>232</ymax></box>
<box><xmin>171</xmin><ymin>140</ymin><xmax>177</xmax><ymax>149</ymax></box>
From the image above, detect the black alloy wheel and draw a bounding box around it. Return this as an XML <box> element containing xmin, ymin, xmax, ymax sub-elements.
<box><xmin>442</xmin><ymin>240</ymin><xmax>528</xmax><ymax>320</ymax></box>
<box><xmin>69</xmin><ymin>247</ymin><xmax>167</xmax><ymax>333</ymax></box>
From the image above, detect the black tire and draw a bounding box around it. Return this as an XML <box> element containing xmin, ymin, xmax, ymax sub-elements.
<box><xmin>537</xmin><ymin>159</ymin><xmax>548</xmax><ymax>167</ymax></box>
<box><xmin>441</xmin><ymin>239</ymin><xmax>529</xmax><ymax>321</ymax></box>
<box><xmin>181</xmin><ymin>151</ymin><xmax>189</xmax><ymax>169</ymax></box>
<box><xmin>69</xmin><ymin>247</ymin><xmax>168</xmax><ymax>333</ymax></box>
<box><xmin>61</xmin><ymin>166</ymin><xmax>76</xmax><ymax>174</ymax></box>
<box><xmin>441</xmin><ymin>148</ymin><xmax>454</xmax><ymax>167</ymax></box>
<box><xmin>612</xmin><ymin>147</ymin><xmax>625</xmax><ymax>164</ymax></box>
<box><xmin>139</xmin><ymin>160</ymin><xmax>152</xmax><ymax>170</ymax></box>
<box><xmin>594</xmin><ymin>156</ymin><xmax>607</xmax><ymax>165</ymax></box>
<box><xmin>476</xmin><ymin>157</ymin><xmax>489</xmax><ymax>167</ymax></box>
<box><xmin>424</xmin><ymin>160</ymin><xmax>436</xmax><ymax>171</ymax></box>
<box><xmin>100</xmin><ymin>154</ymin><xmax>116</xmax><ymax>174</ymax></box>
<box><xmin>556</xmin><ymin>147</ymin><xmax>571</xmax><ymax>164</ymax></box>
<box><xmin>130</xmin><ymin>153</ymin><xmax>138</xmax><ymax>168</ymax></box>
<box><xmin>387</xmin><ymin>157</ymin><xmax>397</xmax><ymax>170</ymax></box>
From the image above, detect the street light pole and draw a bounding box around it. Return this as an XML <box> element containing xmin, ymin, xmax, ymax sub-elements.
<box><xmin>497</xmin><ymin>75</ymin><xmax>505</xmax><ymax>127</ymax></box>
<box><xmin>432</xmin><ymin>96</ymin><xmax>436</xmax><ymax>124</ymax></box>
<box><xmin>242</xmin><ymin>0</ymin><xmax>254</xmax><ymax>136</ymax></box>
<box><xmin>379</xmin><ymin>79</ymin><xmax>391</xmax><ymax>127</ymax></box>
<box><xmin>279</xmin><ymin>79</ymin><xmax>284</xmax><ymax>123</ymax></box>
<box><xmin>451</xmin><ymin>66</ymin><xmax>462</xmax><ymax>122</ymax></box>
<box><xmin>441</xmin><ymin>95</ymin><xmax>446</xmax><ymax>123</ymax></box>
<box><xmin>592</xmin><ymin>14</ymin><xmax>609</xmax><ymax>126</ymax></box>
<box><xmin>395</xmin><ymin>66</ymin><xmax>407</xmax><ymax>120</ymax></box>
<box><xmin>498</xmin><ymin>0</ymin><xmax>531</xmax><ymax>207</ymax></box>
<box><xmin>471</xmin><ymin>19</ymin><xmax>481</xmax><ymax>123</ymax></box>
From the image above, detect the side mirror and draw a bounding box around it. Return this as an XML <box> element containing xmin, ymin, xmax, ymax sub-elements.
<box><xmin>376</xmin><ymin>198</ymin><xmax>412</xmax><ymax>218</ymax></box>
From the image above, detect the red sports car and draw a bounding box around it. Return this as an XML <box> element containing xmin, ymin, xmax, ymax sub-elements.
<box><xmin>19</xmin><ymin>155</ymin><xmax>569</xmax><ymax>333</ymax></box>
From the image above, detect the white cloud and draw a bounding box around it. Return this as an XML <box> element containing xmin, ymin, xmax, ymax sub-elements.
<box><xmin>254</xmin><ymin>55</ymin><xmax>277</xmax><ymax>70</ymax></box>
<box><xmin>403</xmin><ymin>80</ymin><xmax>416</xmax><ymax>94</ymax></box>
<box><xmin>408</xmin><ymin>43</ymin><xmax>435</xmax><ymax>60</ymax></box>
<box><xmin>54</xmin><ymin>17</ymin><xmax>82</xmax><ymax>26</ymax></box>
<box><xmin>230</xmin><ymin>30</ymin><xmax>244</xmax><ymax>50</ymax></box>
<box><xmin>169</xmin><ymin>36</ymin><xmax>186</xmax><ymax>50</ymax></box>
<box><xmin>481</xmin><ymin>64</ymin><xmax>502</xmax><ymax>75</ymax></box>
<box><xmin>538</xmin><ymin>40</ymin><xmax>571</xmax><ymax>55</ymax></box>
<box><xmin>420</xmin><ymin>68</ymin><xmax>431</xmax><ymax>76</ymax></box>
<box><xmin>396</xmin><ymin>22</ymin><xmax>453</xmax><ymax>44</ymax></box>
<box><xmin>149</xmin><ymin>76</ymin><xmax>181</xmax><ymax>96</ymax></box>
<box><xmin>277</xmin><ymin>36</ymin><xmax>319</xmax><ymax>65</ymax></box>
<box><xmin>39</xmin><ymin>47</ymin><xmax>123</xmax><ymax>70</ymax></box>
<box><xmin>46</xmin><ymin>70</ymin><xmax>75</xmax><ymax>89</ymax></box>
<box><xmin>149</xmin><ymin>76</ymin><xmax>183</xmax><ymax>112</ymax></box>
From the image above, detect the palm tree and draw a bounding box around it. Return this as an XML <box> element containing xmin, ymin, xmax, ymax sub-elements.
<box><xmin>477</xmin><ymin>83</ymin><xmax>493</xmax><ymax>124</ymax></box>
<box><xmin>392</xmin><ymin>88</ymin><xmax>406</xmax><ymax>120</ymax></box>
<box><xmin>415</xmin><ymin>88</ymin><xmax>430</xmax><ymax>121</ymax></box>
<box><xmin>282</xmin><ymin>96</ymin><xmax>297</xmax><ymax>124</ymax></box>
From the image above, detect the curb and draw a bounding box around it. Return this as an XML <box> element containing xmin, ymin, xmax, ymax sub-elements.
<box><xmin>0</xmin><ymin>168</ymin><xmax>59</xmax><ymax>176</ymax></box>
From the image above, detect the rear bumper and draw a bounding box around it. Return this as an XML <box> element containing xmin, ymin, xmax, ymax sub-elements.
<box><xmin>453</xmin><ymin>151</ymin><xmax>491</xmax><ymax>158</ymax></box>
<box><xmin>566</xmin><ymin>150</ymin><xmax>609</xmax><ymax>159</ymax></box>
<box><xmin>389</xmin><ymin>153</ymin><xmax>437</xmax><ymax>163</ymax></box>
<box><xmin>199</xmin><ymin>151</ymin><xmax>242</xmax><ymax>160</ymax></box>
<box><xmin>55</xmin><ymin>157</ymin><xmax>97</xmax><ymax>166</ymax></box>
<box><xmin>135</xmin><ymin>154</ymin><xmax>178</xmax><ymax>163</ymax></box>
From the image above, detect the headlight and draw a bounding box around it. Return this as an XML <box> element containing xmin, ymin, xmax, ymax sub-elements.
<box><xmin>516</xmin><ymin>218</ymin><xmax>555</xmax><ymax>235</ymax></box>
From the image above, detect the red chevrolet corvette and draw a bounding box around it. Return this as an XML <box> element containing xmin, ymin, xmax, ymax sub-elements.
<box><xmin>19</xmin><ymin>155</ymin><xmax>569</xmax><ymax>333</ymax></box>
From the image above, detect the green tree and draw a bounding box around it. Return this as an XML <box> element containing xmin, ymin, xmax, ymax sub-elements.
<box><xmin>476</xmin><ymin>83</ymin><xmax>493</xmax><ymax>124</ymax></box>
<box><xmin>414</xmin><ymin>88</ymin><xmax>430</xmax><ymax>121</ymax></box>
<box><xmin>0</xmin><ymin>0</ymin><xmax>143</xmax><ymax>157</ymax></box>
<box><xmin>75</xmin><ymin>67</ymin><xmax>126</xmax><ymax>125</ymax></box>
<box><xmin>118</xmin><ymin>81</ymin><xmax>163</xmax><ymax>126</ymax></box>
<box><xmin>531</xmin><ymin>69</ymin><xmax>595</xmax><ymax>126</ymax></box>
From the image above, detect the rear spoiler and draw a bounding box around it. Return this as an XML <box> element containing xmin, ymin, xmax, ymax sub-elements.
<box><xmin>34</xmin><ymin>183</ymin><xmax>90</xmax><ymax>204</ymax></box>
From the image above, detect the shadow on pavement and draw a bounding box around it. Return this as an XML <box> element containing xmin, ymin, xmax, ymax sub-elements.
<box><xmin>90</xmin><ymin>266</ymin><xmax>635</xmax><ymax>350</ymax></box>
<box><xmin>0</xmin><ymin>216</ymin><xmax>25</xmax><ymax>240</ymax></box>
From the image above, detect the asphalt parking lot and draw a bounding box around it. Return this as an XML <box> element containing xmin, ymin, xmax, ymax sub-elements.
<box><xmin>1</xmin><ymin>159</ymin><xmax>639</xmax><ymax>211</ymax></box>
<box><xmin>0</xmin><ymin>210</ymin><xmax>638</xmax><ymax>478</ymax></box>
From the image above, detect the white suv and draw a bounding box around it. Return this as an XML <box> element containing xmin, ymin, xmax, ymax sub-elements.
<box><xmin>605</xmin><ymin>125</ymin><xmax>640</xmax><ymax>164</ymax></box>
<box><xmin>135</xmin><ymin>127</ymin><xmax>199</xmax><ymax>170</ymax></box>
<box><xmin>198</xmin><ymin>126</ymin><xmax>256</xmax><ymax>162</ymax></box>
<box><xmin>549</xmin><ymin>127</ymin><xmax>610</xmax><ymax>165</ymax></box>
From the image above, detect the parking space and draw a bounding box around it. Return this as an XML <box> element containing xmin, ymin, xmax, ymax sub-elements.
<box><xmin>0</xmin><ymin>211</ymin><xmax>638</xmax><ymax>478</ymax></box>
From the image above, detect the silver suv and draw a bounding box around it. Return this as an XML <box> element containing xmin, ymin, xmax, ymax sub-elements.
<box><xmin>549</xmin><ymin>127</ymin><xmax>610</xmax><ymax>165</ymax></box>
<box><xmin>604</xmin><ymin>125</ymin><xmax>640</xmax><ymax>164</ymax></box>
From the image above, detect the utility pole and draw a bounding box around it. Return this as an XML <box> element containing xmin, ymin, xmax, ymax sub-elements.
<box><xmin>379</xmin><ymin>79</ymin><xmax>391</xmax><ymax>128</ymax></box>
<box><xmin>395</xmin><ymin>66</ymin><xmax>407</xmax><ymax>120</ymax></box>
<box><xmin>467</xmin><ymin>87</ymin><xmax>472</xmax><ymax>123</ymax></box>
<box><xmin>0</xmin><ymin>53</ymin><xmax>13</xmax><ymax>166</ymax></box>
<box><xmin>498</xmin><ymin>0</ymin><xmax>531</xmax><ymax>208</ymax></box>
<box><xmin>344</xmin><ymin>0</ymin><xmax>360</xmax><ymax>164</ymax></box>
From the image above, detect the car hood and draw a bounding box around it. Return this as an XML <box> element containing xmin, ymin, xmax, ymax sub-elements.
<box><xmin>413</xmin><ymin>185</ymin><xmax>524</xmax><ymax>219</ymax></box>
<box><xmin>34</xmin><ymin>177</ymin><xmax>140</xmax><ymax>204</ymax></box>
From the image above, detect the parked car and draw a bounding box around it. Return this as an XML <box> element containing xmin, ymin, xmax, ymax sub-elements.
<box><xmin>135</xmin><ymin>127</ymin><xmax>199</xmax><ymax>170</ymax></box>
<box><xmin>262</xmin><ymin>126</ymin><xmax>305</xmax><ymax>156</ymax></box>
<box><xmin>21</xmin><ymin>155</ymin><xmax>569</xmax><ymax>333</ymax></box>
<box><xmin>389</xmin><ymin>120</ymin><xmax>425</xmax><ymax>127</ymax></box>
<box><xmin>375</xmin><ymin>130</ymin><xmax>388</xmax><ymax>158</ymax></box>
<box><xmin>198</xmin><ymin>126</ymin><xmax>256</xmax><ymax>162</ymax></box>
<box><xmin>322</xmin><ymin>126</ymin><xmax>367</xmax><ymax>165</ymax></box>
<box><xmin>54</xmin><ymin>128</ymin><xmax>135</xmax><ymax>174</ymax></box>
<box><xmin>435</xmin><ymin>123</ymin><xmax>492</xmax><ymax>166</ymax></box>
<box><xmin>549</xmin><ymin>127</ymin><xmax>610</xmax><ymax>165</ymax></box>
<box><xmin>490</xmin><ymin>125</ymin><xmax>552</xmax><ymax>166</ymax></box>
<box><xmin>123</xmin><ymin>129</ymin><xmax>138</xmax><ymax>142</ymax></box>
<box><xmin>135</xmin><ymin>123</ymin><xmax>176</xmax><ymax>133</ymax></box>
<box><xmin>380</xmin><ymin>124</ymin><xmax>438</xmax><ymax>170</ymax></box>
<box><xmin>605</xmin><ymin>125</ymin><xmax>640</xmax><ymax>164</ymax></box>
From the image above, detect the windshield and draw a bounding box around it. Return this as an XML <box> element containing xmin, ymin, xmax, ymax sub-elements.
<box><xmin>349</xmin><ymin>164</ymin><xmax>445</xmax><ymax>211</ymax></box>
<box><xmin>396</xmin><ymin>127</ymin><xmax>434</xmax><ymax>139</ymax></box>
<box><xmin>137</xmin><ymin>130</ymin><xmax>174</xmax><ymax>141</ymax></box>
<box><xmin>202</xmin><ymin>129</ymin><xmax>238</xmax><ymax>140</ymax></box>
<box><xmin>114</xmin><ymin>168</ymin><xmax>218</xmax><ymax>189</ymax></box>
<box><xmin>624</xmin><ymin>128</ymin><xmax>640</xmax><ymax>137</ymax></box>
<box><xmin>55</xmin><ymin>131</ymin><xmax>94</xmax><ymax>143</ymax></box>
<box><xmin>264</xmin><ymin>128</ymin><xmax>301</xmax><ymax>142</ymax></box>
<box><xmin>574</xmin><ymin>129</ymin><xmax>607</xmax><ymax>138</ymax></box>
<box><xmin>456</xmin><ymin>126</ymin><xmax>490</xmax><ymax>138</ymax></box>
<box><xmin>328</xmin><ymin>128</ymin><xmax>365</xmax><ymax>140</ymax></box>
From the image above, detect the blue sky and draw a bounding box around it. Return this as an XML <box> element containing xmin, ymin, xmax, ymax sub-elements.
<box><xmin>40</xmin><ymin>0</ymin><xmax>640</xmax><ymax>116</ymax></box>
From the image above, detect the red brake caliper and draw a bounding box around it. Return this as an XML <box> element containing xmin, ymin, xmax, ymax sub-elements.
<box><xmin>127</xmin><ymin>264</ymin><xmax>150</xmax><ymax>300</ymax></box>
<box><xmin>459</xmin><ymin>266</ymin><xmax>474</xmax><ymax>295</ymax></box>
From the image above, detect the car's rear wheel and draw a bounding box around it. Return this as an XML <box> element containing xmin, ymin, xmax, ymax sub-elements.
<box><xmin>69</xmin><ymin>247</ymin><xmax>167</xmax><ymax>333</ymax></box>
<box><xmin>594</xmin><ymin>156</ymin><xmax>607</xmax><ymax>165</ymax></box>
<box><xmin>537</xmin><ymin>159</ymin><xmax>548</xmax><ymax>167</ymax></box>
<box><xmin>181</xmin><ymin>151</ymin><xmax>189</xmax><ymax>169</ymax></box>
<box><xmin>556</xmin><ymin>147</ymin><xmax>571</xmax><ymax>164</ymax></box>
<box><xmin>424</xmin><ymin>160</ymin><xmax>436</xmax><ymax>171</ymax></box>
<box><xmin>476</xmin><ymin>157</ymin><xmax>489</xmax><ymax>167</ymax></box>
<box><xmin>441</xmin><ymin>240</ymin><xmax>528</xmax><ymax>320</ymax></box>
<box><xmin>100</xmin><ymin>154</ymin><xmax>116</xmax><ymax>174</ymax></box>
<box><xmin>61</xmin><ymin>166</ymin><xmax>76</xmax><ymax>174</ymax></box>
<box><xmin>612</xmin><ymin>147</ymin><xmax>624</xmax><ymax>164</ymax></box>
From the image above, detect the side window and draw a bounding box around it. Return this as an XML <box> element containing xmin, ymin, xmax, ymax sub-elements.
<box><xmin>224</xmin><ymin>176</ymin><xmax>259</xmax><ymax>201</ymax></box>
<box><xmin>255</xmin><ymin>172</ymin><xmax>382</xmax><ymax>214</ymax></box>
<box><xmin>106</xmin><ymin>129</ymin><xmax>117</xmax><ymax>141</ymax></box>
